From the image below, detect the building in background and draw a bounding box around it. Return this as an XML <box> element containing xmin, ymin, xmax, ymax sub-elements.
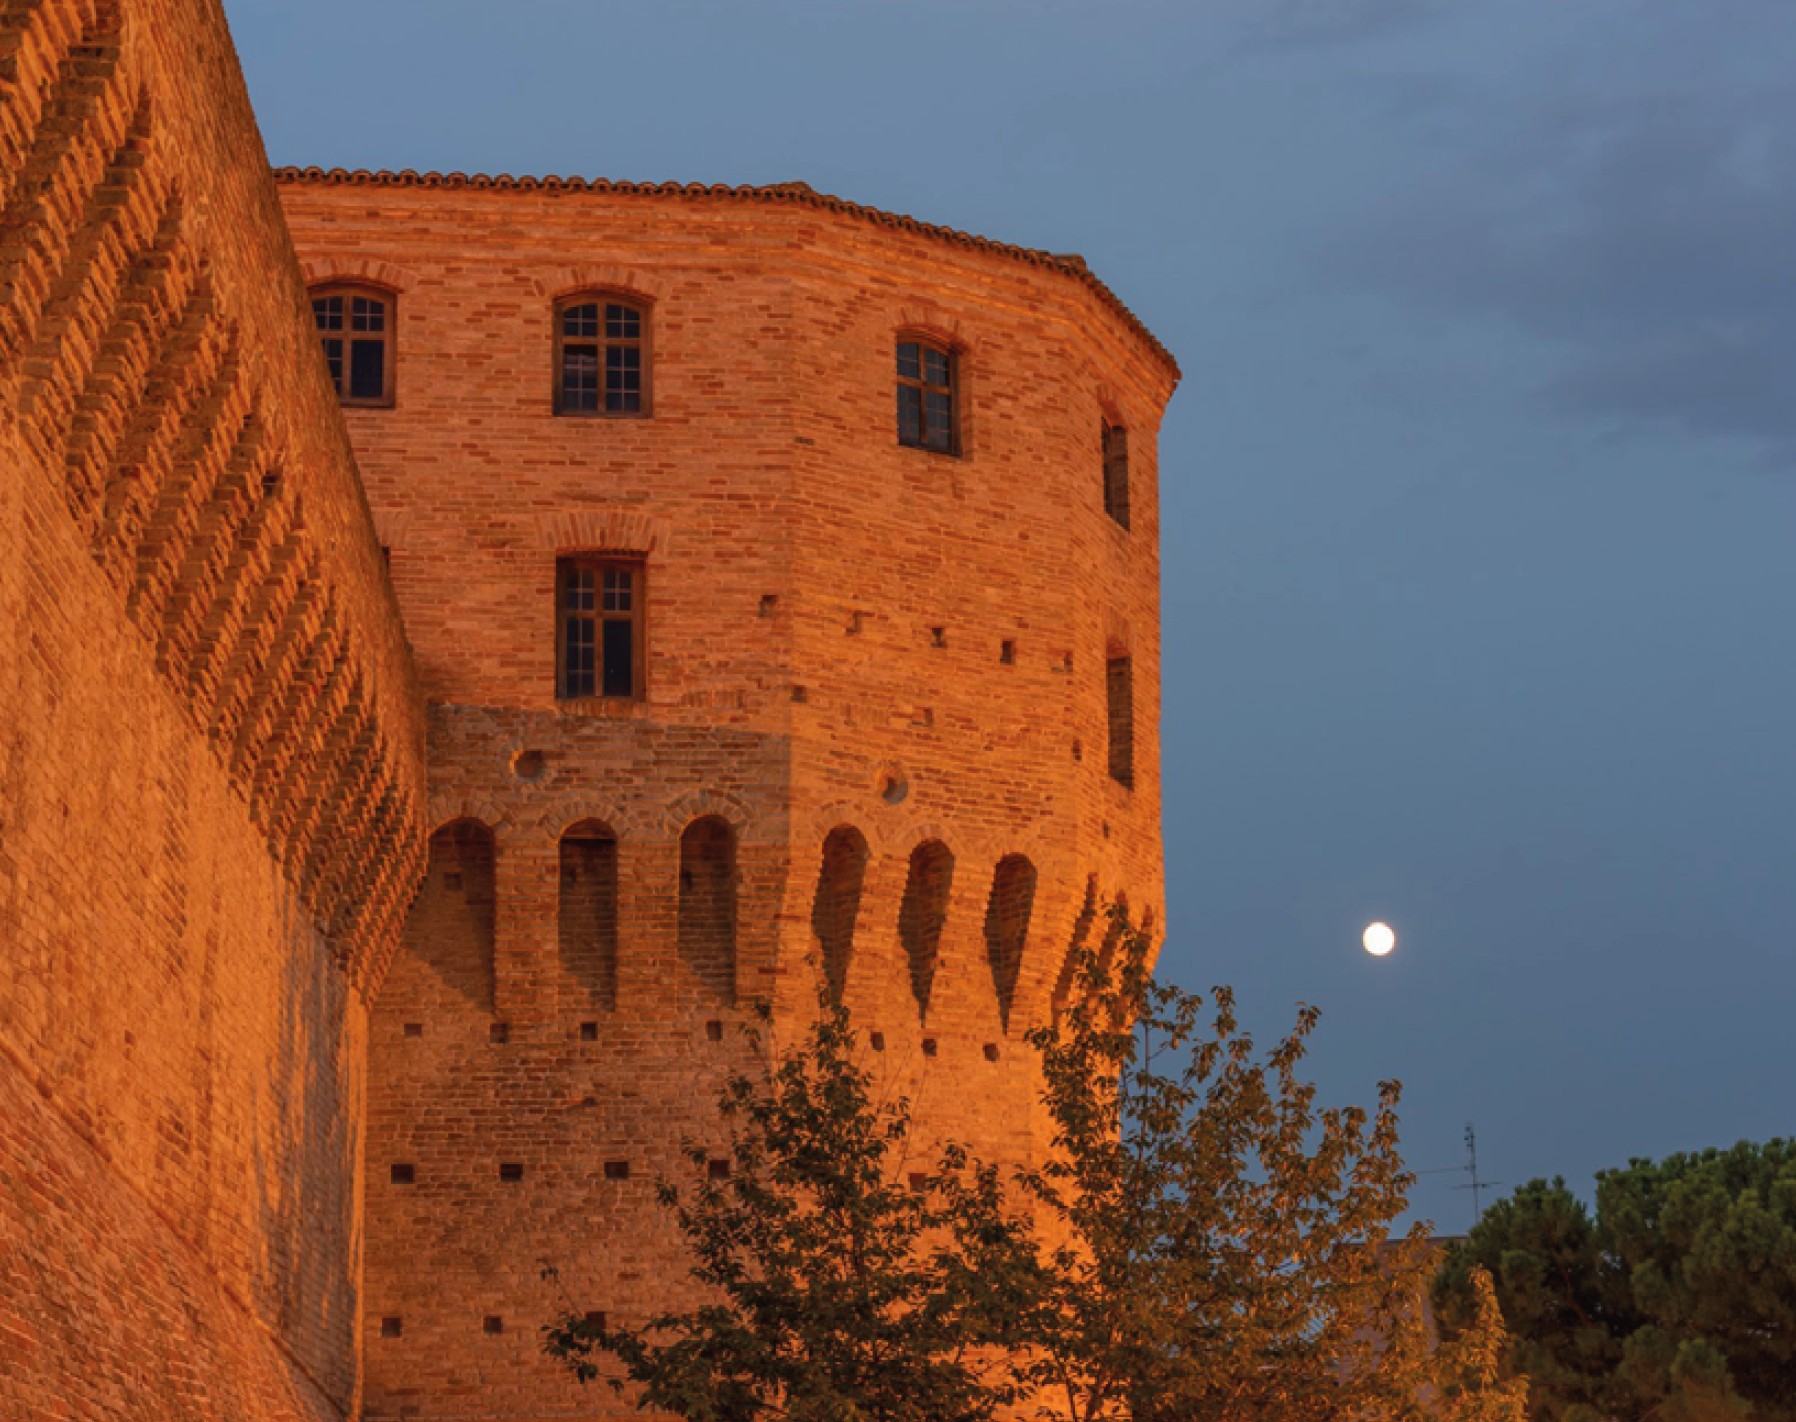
<box><xmin>0</xmin><ymin>2</ymin><xmax>1176</xmax><ymax>1418</ymax></box>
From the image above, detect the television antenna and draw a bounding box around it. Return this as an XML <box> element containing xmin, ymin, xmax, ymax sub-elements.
<box><xmin>1419</xmin><ymin>1123</ymin><xmax>1502</xmax><ymax>1228</ymax></box>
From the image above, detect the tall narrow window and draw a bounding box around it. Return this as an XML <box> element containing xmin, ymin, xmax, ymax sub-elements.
<box><xmin>1107</xmin><ymin>654</ymin><xmax>1134</xmax><ymax>789</ymax></box>
<box><xmin>897</xmin><ymin>338</ymin><xmax>956</xmax><ymax>454</ymax></box>
<box><xmin>557</xmin><ymin>557</ymin><xmax>643</xmax><ymax>700</ymax></box>
<box><xmin>311</xmin><ymin>286</ymin><xmax>394</xmax><ymax>406</ymax></box>
<box><xmin>555</xmin><ymin>296</ymin><xmax>648</xmax><ymax>415</ymax></box>
<box><xmin>983</xmin><ymin>855</ymin><xmax>1037</xmax><ymax>1033</ymax></box>
<box><xmin>679</xmin><ymin>817</ymin><xmax>737</xmax><ymax>1004</ymax></box>
<box><xmin>810</xmin><ymin>827</ymin><xmax>870</xmax><ymax>1003</ymax></box>
<box><xmin>559</xmin><ymin>821</ymin><xmax>619</xmax><ymax>1011</ymax></box>
<box><xmin>1102</xmin><ymin>420</ymin><xmax>1130</xmax><ymax>529</ymax></box>
<box><xmin>898</xmin><ymin>841</ymin><xmax>954</xmax><ymax>1020</ymax></box>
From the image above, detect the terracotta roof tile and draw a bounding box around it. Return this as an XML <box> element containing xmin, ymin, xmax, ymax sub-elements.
<box><xmin>272</xmin><ymin>167</ymin><xmax>1180</xmax><ymax>382</ymax></box>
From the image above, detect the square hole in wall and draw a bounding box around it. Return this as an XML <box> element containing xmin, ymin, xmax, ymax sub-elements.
<box><xmin>705</xmin><ymin>1020</ymin><xmax>724</xmax><ymax>1043</ymax></box>
<box><xmin>908</xmin><ymin>1172</ymin><xmax>929</xmax><ymax>1194</ymax></box>
<box><xmin>921</xmin><ymin>1039</ymin><xmax>938</xmax><ymax>1059</ymax></box>
<box><xmin>708</xmin><ymin>1159</ymin><xmax>732</xmax><ymax>1180</ymax></box>
<box><xmin>869</xmin><ymin>1031</ymin><xmax>886</xmax><ymax>1052</ymax></box>
<box><xmin>760</xmin><ymin>594</ymin><xmax>778</xmax><ymax>617</ymax></box>
<box><xmin>983</xmin><ymin>1043</ymin><xmax>1000</xmax><ymax>1062</ymax></box>
<box><xmin>930</xmin><ymin>627</ymin><xmax>947</xmax><ymax>647</ymax></box>
<box><xmin>499</xmin><ymin>1163</ymin><xmax>524</xmax><ymax>1182</ymax></box>
<box><xmin>604</xmin><ymin>1160</ymin><xmax>631</xmax><ymax>1181</ymax></box>
<box><xmin>403</xmin><ymin>1022</ymin><xmax>423</xmax><ymax>1038</ymax></box>
<box><xmin>1000</xmin><ymin>640</ymin><xmax>1016</xmax><ymax>664</ymax></box>
<box><xmin>580</xmin><ymin>1022</ymin><xmax>598</xmax><ymax>1042</ymax></box>
<box><xmin>483</xmin><ymin>1316</ymin><xmax>504</xmax><ymax>1335</ymax></box>
<box><xmin>380</xmin><ymin>1317</ymin><xmax>402</xmax><ymax>1338</ymax></box>
<box><xmin>584</xmin><ymin>1310</ymin><xmax>607</xmax><ymax>1332</ymax></box>
<box><xmin>390</xmin><ymin>1164</ymin><xmax>415</xmax><ymax>1185</ymax></box>
<box><xmin>490</xmin><ymin>1022</ymin><xmax>510</xmax><ymax>1044</ymax></box>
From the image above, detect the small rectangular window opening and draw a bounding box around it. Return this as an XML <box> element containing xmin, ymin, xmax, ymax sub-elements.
<box><xmin>499</xmin><ymin>1162</ymin><xmax>524</xmax><ymax>1182</ymax></box>
<box><xmin>390</xmin><ymin>1164</ymin><xmax>415</xmax><ymax>1185</ymax></box>
<box><xmin>580</xmin><ymin>1021</ymin><xmax>599</xmax><ymax>1041</ymax></box>
<box><xmin>1102</xmin><ymin>421</ymin><xmax>1131</xmax><ymax>530</ymax></box>
<box><xmin>897</xmin><ymin>339</ymin><xmax>957</xmax><ymax>454</ymax></box>
<box><xmin>708</xmin><ymin>1159</ymin><xmax>732</xmax><ymax>1180</ymax></box>
<box><xmin>484</xmin><ymin>1316</ymin><xmax>504</xmax><ymax>1335</ymax></box>
<box><xmin>558</xmin><ymin>557</ymin><xmax>644</xmax><ymax>700</ymax></box>
<box><xmin>604</xmin><ymin>1160</ymin><xmax>631</xmax><ymax>1180</ymax></box>
<box><xmin>380</xmin><ymin>1317</ymin><xmax>403</xmax><ymax>1338</ymax></box>
<box><xmin>1107</xmin><ymin>655</ymin><xmax>1135</xmax><ymax>789</ymax></box>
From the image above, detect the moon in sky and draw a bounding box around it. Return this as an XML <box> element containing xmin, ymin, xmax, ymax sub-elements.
<box><xmin>1362</xmin><ymin>922</ymin><xmax>1396</xmax><ymax>957</ymax></box>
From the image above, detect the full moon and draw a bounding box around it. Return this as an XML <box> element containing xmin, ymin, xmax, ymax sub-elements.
<box><xmin>1362</xmin><ymin>922</ymin><xmax>1396</xmax><ymax>957</ymax></box>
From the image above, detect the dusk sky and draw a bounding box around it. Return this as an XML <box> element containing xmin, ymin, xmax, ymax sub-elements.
<box><xmin>225</xmin><ymin>0</ymin><xmax>1796</xmax><ymax>1231</ymax></box>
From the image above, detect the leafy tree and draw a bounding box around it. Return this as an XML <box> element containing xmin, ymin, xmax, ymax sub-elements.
<box><xmin>541</xmin><ymin>999</ymin><xmax>1024</xmax><ymax>1422</ymax></box>
<box><xmin>999</xmin><ymin>904</ymin><xmax>1527</xmax><ymax>1422</ymax></box>
<box><xmin>1436</xmin><ymin>1141</ymin><xmax>1796</xmax><ymax>1422</ymax></box>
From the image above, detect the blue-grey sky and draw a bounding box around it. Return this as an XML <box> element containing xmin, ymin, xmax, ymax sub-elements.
<box><xmin>224</xmin><ymin>0</ymin><xmax>1796</xmax><ymax>1231</ymax></box>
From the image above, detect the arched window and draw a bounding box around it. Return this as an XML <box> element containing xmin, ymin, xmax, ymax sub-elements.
<box><xmin>983</xmin><ymin>854</ymin><xmax>1037</xmax><ymax>1032</ymax></box>
<box><xmin>559</xmin><ymin>821</ymin><xmax>619</xmax><ymax>1011</ymax></box>
<box><xmin>310</xmin><ymin>285</ymin><xmax>394</xmax><ymax>406</ymax></box>
<box><xmin>898</xmin><ymin>840</ymin><xmax>954</xmax><ymax>1020</ymax></box>
<box><xmin>555</xmin><ymin>295</ymin><xmax>649</xmax><ymax>416</ymax></box>
<box><xmin>402</xmin><ymin>819</ymin><xmax>496</xmax><ymax>1012</ymax></box>
<box><xmin>678</xmin><ymin>816</ymin><xmax>736</xmax><ymax>1003</ymax></box>
<box><xmin>1102</xmin><ymin>418</ymin><xmax>1130</xmax><ymax>529</ymax></box>
<box><xmin>810</xmin><ymin>827</ymin><xmax>870</xmax><ymax>1002</ymax></box>
<box><xmin>896</xmin><ymin>336</ymin><xmax>956</xmax><ymax>454</ymax></box>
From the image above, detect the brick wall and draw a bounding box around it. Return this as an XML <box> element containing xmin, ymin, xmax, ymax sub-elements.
<box><xmin>0</xmin><ymin>2</ymin><xmax>427</xmax><ymax>1417</ymax></box>
<box><xmin>278</xmin><ymin>176</ymin><xmax>1175</xmax><ymax>1419</ymax></box>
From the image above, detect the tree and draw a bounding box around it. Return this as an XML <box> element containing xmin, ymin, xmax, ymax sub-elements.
<box><xmin>1001</xmin><ymin>904</ymin><xmax>1526</xmax><ymax>1422</ymax></box>
<box><xmin>542</xmin><ymin>999</ymin><xmax>1024</xmax><ymax>1422</ymax></box>
<box><xmin>1435</xmin><ymin>1141</ymin><xmax>1796</xmax><ymax>1422</ymax></box>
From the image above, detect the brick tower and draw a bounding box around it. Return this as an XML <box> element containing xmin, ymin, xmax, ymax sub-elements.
<box><xmin>277</xmin><ymin>169</ymin><xmax>1179</xmax><ymax>1419</ymax></box>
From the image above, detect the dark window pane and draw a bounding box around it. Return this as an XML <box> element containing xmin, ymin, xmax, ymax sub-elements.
<box><xmin>606</xmin><ymin>304</ymin><xmax>641</xmax><ymax>339</ymax></box>
<box><xmin>352</xmin><ymin>296</ymin><xmax>385</xmax><ymax>332</ymax></box>
<box><xmin>563</xmin><ymin>347</ymin><xmax>598</xmax><ymax>412</ymax></box>
<box><xmin>925</xmin><ymin>390</ymin><xmax>953</xmax><ymax>450</ymax></box>
<box><xmin>923</xmin><ymin>347</ymin><xmax>951</xmax><ymax>386</ymax></box>
<box><xmin>602</xmin><ymin>568</ymin><xmax>632</xmax><ymax>613</ymax></box>
<box><xmin>564</xmin><ymin>303</ymin><xmax>599</xmax><ymax>338</ymax></box>
<box><xmin>897</xmin><ymin>342</ymin><xmax>921</xmax><ymax>380</ymax></box>
<box><xmin>602</xmin><ymin>619</ymin><xmax>634</xmax><ymax>698</ymax></box>
<box><xmin>566</xmin><ymin>617</ymin><xmax>595</xmax><ymax>697</ymax></box>
<box><xmin>898</xmin><ymin>385</ymin><xmax>922</xmax><ymax>445</ymax></box>
<box><xmin>312</xmin><ymin>296</ymin><xmax>343</xmax><ymax>331</ymax></box>
<box><xmin>321</xmin><ymin>337</ymin><xmax>344</xmax><ymax>383</ymax></box>
<box><xmin>349</xmin><ymin>340</ymin><xmax>385</xmax><ymax>400</ymax></box>
<box><xmin>566</xmin><ymin>567</ymin><xmax>595</xmax><ymax>611</ymax></box>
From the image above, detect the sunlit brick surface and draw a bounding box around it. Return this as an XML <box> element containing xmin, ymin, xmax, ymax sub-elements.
<box><xmin>279</xmin><ymin>173</ymin><xmax>1175</xmax><ymax>1418</ymax></box>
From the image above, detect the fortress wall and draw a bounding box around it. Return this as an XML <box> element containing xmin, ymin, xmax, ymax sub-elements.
<box><xmin>0</xmin><ymin>2</ymin><xmax>427</xmax><ymax>1417</ymax></box>
<box><xmin>279</xmin><ymin>179</ymin><xmax>1173</xmax><ymax>1420</ymax></box>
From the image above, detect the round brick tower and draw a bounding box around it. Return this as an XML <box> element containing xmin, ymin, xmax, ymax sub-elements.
<box><xmin>277</xmin><ymin>169</ymin><xmax>1178</xmax><ymax>1420</ymax></box>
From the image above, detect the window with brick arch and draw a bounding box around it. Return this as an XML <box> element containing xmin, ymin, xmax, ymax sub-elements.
<box><xmin>555</xmin><ymin>295</ymin><xmax>649</xmax><ymax>416</ymax></box>
<box><xmin>1102</xmin><ymin>418</ymin><xmax>1131</xmax><ymax>529</ymax></box>
<box><xmin>557</xmin><ymin>557</ymin><xmax>643</xmax><ymax>700</ymax></box>
<box><xmin>310</xmin><ymin>285</ymin><xmax>394</xmax><ymax>407</ymax></box>
<box><xmin>810</xmin><ymin>826</ymin><xmax>870</xmax><ymax>1004</ymax></box>
<box><xmin>898</xmin><ymin>840</ymin><xmax>954</xmax><ymax>1020</ymax></box>
<box><xmin>679</xmin><ymin>816</ymin><xmax>737</xmax><ymax>1004</ymax></box>
<box><xmin>896</xmin><ymin>337</ymin><xmax>957</xmax><ymax>454</ymax></box>
<box><xmin>559</xmin><ymin>821</ymin><xmax>619</xmax><ymax>1012</ymax></box>
<box><xmin>1107</xmin><ymin>653</ymin><xmax>1134</xmax><ymax>789</ymax></box>
<box><xmin>983</xmin><ymin>854</ymin><xmax>1038</xmax><ymax>1033</ymax></box>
